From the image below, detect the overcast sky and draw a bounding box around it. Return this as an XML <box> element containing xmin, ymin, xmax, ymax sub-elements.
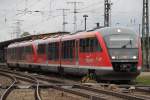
<box><xmin>0</xmin><ymin>0</ymin><xmax>146</xmax><ymax>41</ymax></box>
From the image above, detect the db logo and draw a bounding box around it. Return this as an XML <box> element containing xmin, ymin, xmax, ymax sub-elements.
<box><xmin>96</xmin><ymin>57</ymin><xmax>102</xmax><ymax>62</ymax></box>
<box><xmin>85</xmin><ymin>58</ymin><xmax>94</xmax><ymax>63</ymax></box>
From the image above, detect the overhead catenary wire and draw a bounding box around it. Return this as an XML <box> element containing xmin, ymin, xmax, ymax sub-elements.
<box><xmin>78</xmin><ymin>1</ymin><xmax>104</xmax><ymax>11</ymax></box>
<box><xmin>67</xmin><ymin>1</ymin><xmax>83</xmax><ymax>32</ymax></box>
<box><xmin>1</xmin><ymin>0</ymin><xmax>106</xmax><ymax>37</ymax></box>
<box><xmin>22</xmin><ymin>14</ymin><xmax>62</xmax><ymax>33</ymax></box>
<box><xmin>57</xmin><ymin>9</ymin><xmax>69</xmax><ymax>32</ymax></box>
<box><xmin>22</xmin><ymin>3</ymin><xmax>105</xmax><ymax>34</ymax></box>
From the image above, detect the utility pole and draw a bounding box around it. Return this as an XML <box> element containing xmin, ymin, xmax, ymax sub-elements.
<box><xmin>104</xmin><ymin>0</ymin><xmax>111</xmax><ymax>27</ymax></box>
<box><xmin>49</xmin><ymin>0</ymin><xmax>53</xmax><ymax>16</ymax></box>
<box><xmin>83</xmin><ymin>15</ymin><xmax>88</xmax><ymax>31</ymax></box>
<box><xmin>142</xmin><ymin>0</ymin><xmax>149</xmax><ymax>70</ymax></box>
<box><xmin>48</xmin><ymin>0</ymin><xmax>56</xmax><ymax>18</ymax></box>
<box><xmin>10</xmin><ymin>26</ymin><xmax>16</xmax><ymax>39</ymax></box>
<box><xmin>14</xmin><ymin>20</ymin><xmax>23</xmax><ymax>38</ymax></box>
<box><xmin>139</xmin><ymin>24</ymin><xmax>141</xmax><ymax>36</ymax></box>
<box><xmin>57</xmin><ymin>9</ymin><xmax>69</xmax><ymax>32</ymax></box>
<box><xmin>16</xmin><ymin>20</ymin><xmax>21</xmax><ymax>38</ymax></box>
<box><xmin>67</xmin><ymin>1</ymin><xmax>82</xmax><ymax>32</ymax></box>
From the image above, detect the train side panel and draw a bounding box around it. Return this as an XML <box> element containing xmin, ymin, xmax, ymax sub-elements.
<box><xmin>77</xmin><ymin>32</ymin><xmax>112</xmax><ymax>75</ymax></box>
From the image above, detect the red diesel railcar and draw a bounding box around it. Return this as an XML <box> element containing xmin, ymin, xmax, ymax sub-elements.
<box><xmin>6</xmin><ymin>27</ymin><xmax>142</xmax><ymax>81</ymax></box>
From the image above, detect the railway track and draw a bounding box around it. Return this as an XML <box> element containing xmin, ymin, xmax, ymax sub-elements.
<box><xmin>0</xmin><ymin>67</ymin><xmax>150</xmax><ymax>100</ymax></box>
<box><xmin>32</xmin><ymin>76</ymin><xmax>42</xmax><ymax>100</ymax></box>
<box><xmin>0</xmin><ymin>70</ymin><xmax>42</xmax><ymax>100</ymax></box>
<box><xmin>0</xmin><ymin>72</ymin><xmax>17</xmax><ymax>100</ymax></box>
<box><xmin>0</xmin><ymin>67</ymin><xmax>77</xmax><ymax>85</ymax></box>
<box><xmin>73</xmin><ymin>84</ymin><xmax>150</xmax><ymax>100</ymax></box>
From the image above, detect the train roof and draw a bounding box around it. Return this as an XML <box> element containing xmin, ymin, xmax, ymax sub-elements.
<box><xmin>61</xmin><ymin>31</ymin><xmax>95</xmax><ymax>41</ymax></box>
<box><xmin>97</xmin><ymin>27</ymin><xmax>137</xmax><ymax>36</ymax></box>
<box><xmin>7</xmin><ymin>35</ymin><xmax>62</xmax><ymax>47</ymax></box>
<box><xmin>8</xmin><ymin>40</ymin><xmax>33</xmax><ymax>48</ymax></box>
<box><xmin>7</xmin><ymin>27</ymin><xmax>137</xmax><ymax>48</ymax></box>
<box><xmin>61</xmin><ymin>27</ymin><xmax>137</xmax><ymax>40</ymax></box>
<box><xmin>33</xmin><ymin>36</ymin><xmax>61</xmax><ymax>44</ymax></box>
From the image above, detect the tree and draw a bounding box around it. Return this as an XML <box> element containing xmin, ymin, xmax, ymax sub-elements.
<box><xmin>20</xmin><ymin>32</ymin><xmax>30</xmax><ymax>37</ymax></box>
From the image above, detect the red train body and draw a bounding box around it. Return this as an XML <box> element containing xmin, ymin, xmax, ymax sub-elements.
<box><xmin>6</xmin><ymin>27</ymin><xmax>142</xmax><ymax>81</ymax></box>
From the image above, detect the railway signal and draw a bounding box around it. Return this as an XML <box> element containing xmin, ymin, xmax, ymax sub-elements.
<box><xmin>104</xmin><ymin>0</ymin><xmax>111</xmax><ymax>27</ymax></box>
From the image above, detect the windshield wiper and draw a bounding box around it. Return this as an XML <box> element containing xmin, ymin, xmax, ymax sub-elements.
<box><xmin>121</xmin><ymin>40</ymin><xmax>132</xmax><ymax>48</ymax></box>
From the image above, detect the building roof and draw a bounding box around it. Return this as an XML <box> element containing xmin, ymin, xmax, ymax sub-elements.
<box><xmin>0</xmin><ymin>31</ymin><xmax>70</xmax><ymax>48</ymax></box>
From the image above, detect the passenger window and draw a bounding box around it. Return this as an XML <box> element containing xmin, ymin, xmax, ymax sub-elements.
<box><xmin>17</xmin><ymin>47</ymin><xmax>21</xmax><ymax>60</ymax></box>
<box><xmin>62</xmin><ymin>40</ymin><xmax>75</xmax><ymax>59</ymax></box>
<box><xmin>79</xmin><ymin>37</ymin><xmax>101</xmax><ymax>52</ymax></box>
<box><xmin>25</xmin><ymin>46</ymin><xmax>33</xmax><ymax>54</ymax></box>
<box><xmin>38</xmin><ymin>44</ymin><xmax>46</xmax><ymax>54</ymax></box>
<box><xmin>48</xmin><ymin>42</ymin><xmax>59</xmax><ymax>60</ymax></box>
<box><xmin>20</xmin><ymin>47</ymin><xmax>24</xmax><ymax>60</ymax></box>
<box><xmin>12</xmin><ymin>48</ymin><xmax>15</xmax><ymax>59</ymax></box>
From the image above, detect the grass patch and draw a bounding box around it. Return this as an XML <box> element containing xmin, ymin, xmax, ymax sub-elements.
<box><xmin>136</xmin><ymin>75</ymin><xmax>150</xmax><ymax>85</ymax></box>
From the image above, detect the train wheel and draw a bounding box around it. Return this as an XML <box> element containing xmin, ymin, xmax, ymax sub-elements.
<box><xmin>122</xmin><ymin>80</ymin><xmax>132</xmax><ymax>84</ymax></box>
<box><xmin>8</xmin><ymin>65</ymin><xmax>14</xmax><ymax>70</ymax></box>
<box><xmin>58</xmin><ymin>67</ymin><xmax>64</xmax><ymax>76</ymax></box>
<box><xmin>36</xmin><ymin>66</ymin><xmax>41</xmax><ymax>72</ymax></box>
<box><xmin>7</xmin><ymin>63</ymin><xmax>11</xmax><ymax>68</ymax></box>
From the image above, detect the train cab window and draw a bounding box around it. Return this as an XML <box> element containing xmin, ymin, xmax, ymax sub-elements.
<box><xmin>38</xmin><ymin>44</ymin><xmax>46</xmax><ymax>54</ymax></box>
<box><xmin>80</xmin><ymin>37</ymin><xmax>101</xmax><ymax>52</ymax></box>
<box><xmin>62</xmin><ymin>40</ymin><xmax>75</xmax><ymax>59</ymax></box>
<box><xmin>48</xmin><ymin>42</ymin><xmax>59</xmax><ymax>60</ymax></box>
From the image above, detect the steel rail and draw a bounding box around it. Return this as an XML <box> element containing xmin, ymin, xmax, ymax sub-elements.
<box><xmin>0</xmin><ymin>74</ymin><xmax>109</xmax><ymax>100</ymax></box>
<box><xmin>136</xmin><ymin>87</ymin><xmax>150</xmax><ymax>92</ymax></box>
<box><xmin>0</xmin><ymin>73</ymin><xmax>17</xmax><ymax>100</ymax></box>
<box><xmin>32</xmin><ymin>77</ymin><xmax>42</xmax><ymax>100</ymax></box>
<box><xmin>35</xmin><ymin>75</ymin><xmax>64</xmax><ymax>84</ymax></box>
<box><xmin>48</xmin><ymin>85</ymin><xmax>109</xmax><ymax>100</ymax></box>
<box><xmin>0</xmin><ymin>69</ymin><xmax>36</xmax><ymax>84</ymax></box>
<box><xmin>1</xmin><ymin>68</ymin><xmax>150</xmax><ymax>100</ymax></box>
<box><xmin>73</xmin><ymin>85</ymin><xmax>147</xmax><ymax>100</ymax></box>
<box><xmin>0</xmin><ymin>69</ymin><xmax>42</xmax><ymax>100</ymax></box>
<box><xmin>15</xmin><ymin>73</ymin><xmax>42</xmax><ymax>100</ymax></box>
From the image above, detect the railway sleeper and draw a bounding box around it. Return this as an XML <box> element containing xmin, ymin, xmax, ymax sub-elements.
<box><xmin>73</xmin><ymin>85</ymin><xmax>147</xmax><ymax>100</ymax></box>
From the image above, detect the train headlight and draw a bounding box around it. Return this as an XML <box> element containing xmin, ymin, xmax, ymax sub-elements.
<box><xmin>132</xmin><ymin>56</ymin><xmax>137</xmax><ymax>59</ymax></box>
<box><xmin>111</xmin><ymin>56</ymin><xmax>116</xmax><ymax>59</ymax></box>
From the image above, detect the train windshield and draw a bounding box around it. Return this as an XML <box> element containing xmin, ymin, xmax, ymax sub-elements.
<box><xmin>104</xmin><ymin>34</ymin><xmax>138</xmax><ymax>48</ymax></box>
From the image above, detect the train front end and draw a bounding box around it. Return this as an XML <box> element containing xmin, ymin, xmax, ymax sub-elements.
<box><xmin>99</xmin><ymin>27</ymin><xmax>142</xmax><ymax>81</ymax></box>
